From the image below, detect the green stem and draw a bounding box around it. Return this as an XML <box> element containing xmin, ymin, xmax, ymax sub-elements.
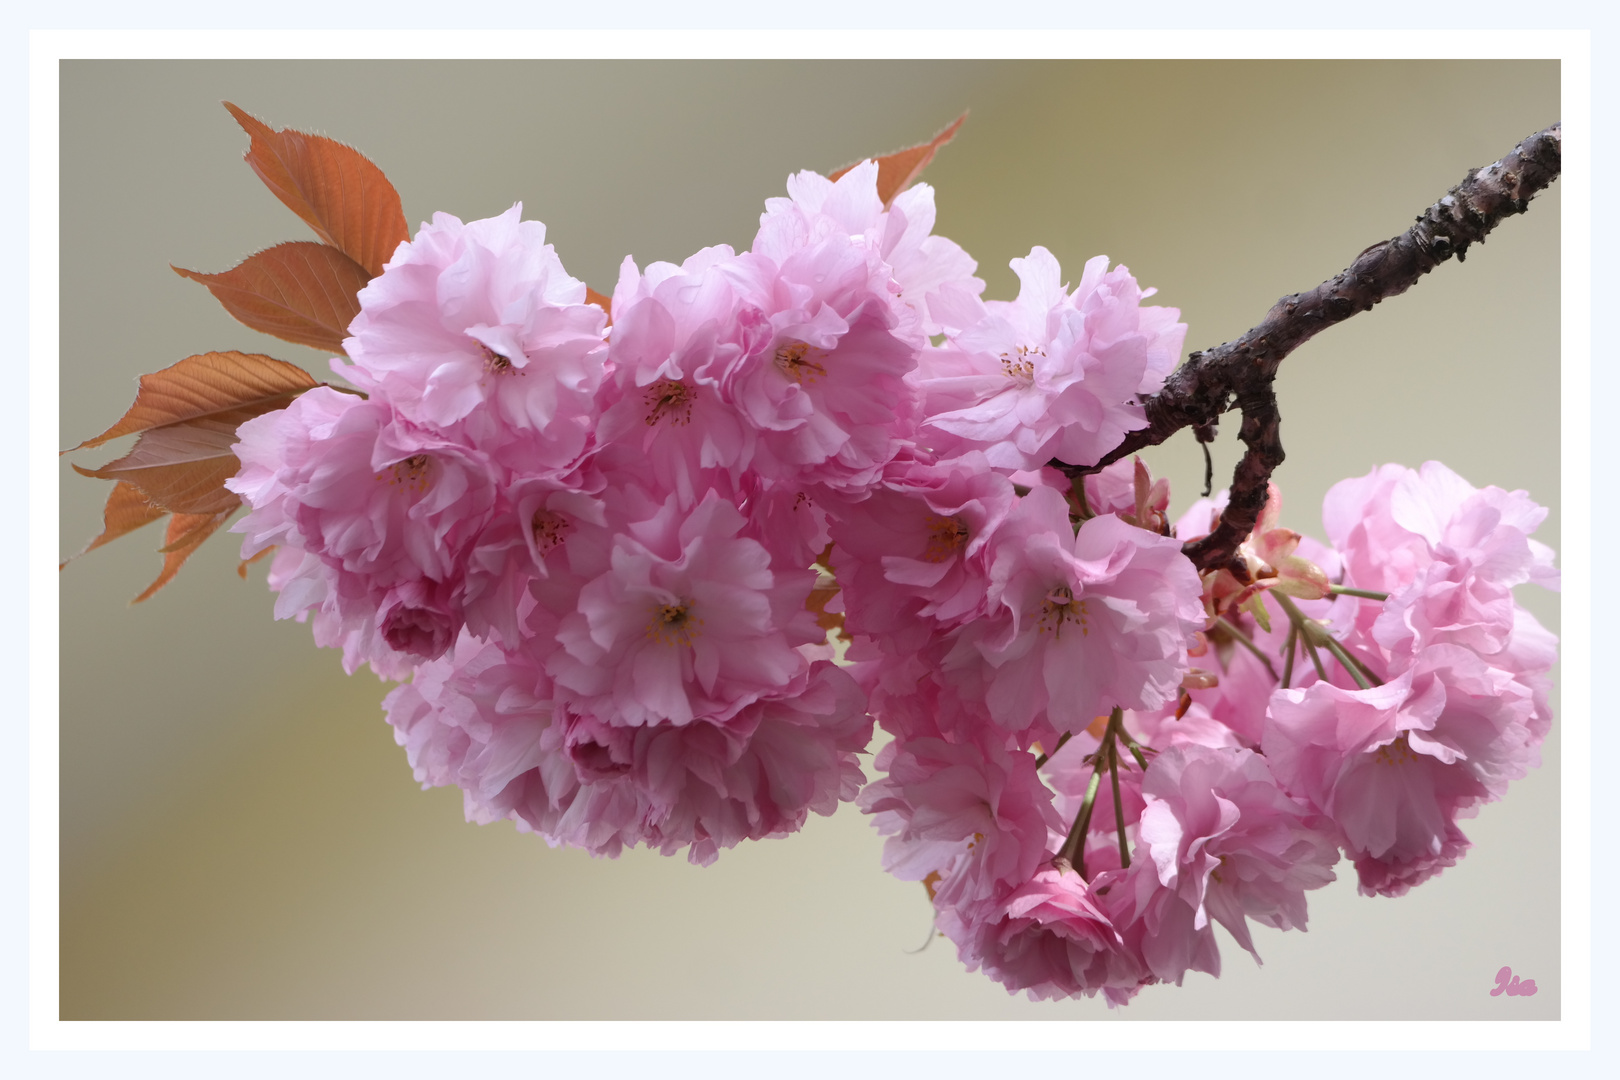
<box><xmin>1118</xmin><ymin>725</ymin><xmax>1151</xmax><ymax>771</ymax></box>
<box><xmin>1059</xmin><ymin>764</ymin><xmax>1102</xmax><ymax>878</ymax></box>
<box><xmin>1273</xmin><ymin>592</ymin><xmax>1328</xmax><ymax>682</ymax></box>
<box><xmin>1323</xmin><ymin>634</ymin><xmax>1383</xmax><ymax>689</ymax></box>
<box><xmin>1280</xmin><ymin>621</ymin><xmax>1299</xmax><ymax>690</ymax></box>
<box><xmin>1214</xmin><ymin>615</ymin><xmax>1279</xmax><ymax>680</ymax></box>
<box><xmin>1330</xmin><ymin>584</ymin><xmax>1390</xmax><ymax>601</ymax></box>
<box><xmin>1107</xmin><ymin>734</ymin><xmax>1130</xmax><ymax>870</ymax></box>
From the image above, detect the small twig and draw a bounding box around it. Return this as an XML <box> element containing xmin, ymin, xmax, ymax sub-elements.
<box><xmin>1050</xmin><ymin>124</ymin><xmax>1561</xmax><ymax>577</ymax></box>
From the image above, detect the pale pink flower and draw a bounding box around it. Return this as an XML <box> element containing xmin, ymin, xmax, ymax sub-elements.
<box><xmin>383</xmin><ymin>633</ymin><xmax>557</xmax><ymax>826</ymax></box>
<box><xmin>917</xmin><ymin>247</ymin><xmax>1185</xmax><ymax>470</ymax></box>
<box><xmin>388</xmin><ymin>638</ymin><xmax>872</xmax><ymax>866</ymax></box>
<box><xmin>1134</xmin><ymin>745</ymin><xmax>1338</xmax><ymax>964</ymax></box>
<box><xmin>1323</xmin><ymin>462</ymin><xmax>1558</xmax><ymax>656</ymax></box>
<box><xmin>1263</xmin><ymin>644</ymin><xmax>1538</xmax><ymax>896</ymax></box>
<box><xmin>339</xmin><ymin>204</ymin><xmax>608</xmax><ymax>472</ymax></box>
<box><xmin>952</xmin><ymin>485</ymin><xmax>1204</xmax><ymax>735</ymax></box>
<box><xmin>546</xmin><ymin>662</ymin><xmax>873</xmax><ymax>864</ymax></box>
<box><xmin>827</xmin><ymin>451</ymin><xmax>1017</xmax><ymax>652</ymax></box>
<box><xmin>754</xmin><ymin>160</ymin><xmax>983</xmax><ymax>339</ymax></box>
<box><xmin>549</xmin><ymin>490</ymin><xmax>819</xmax><ymax>727</ymax></box>
<box><xmin>945</xmin><ymin>866</ymin><xmax>1150</xmax><ymax>1005</ymax></box>
<box><xmin>592</xmin><ymin>247</ymin><xmax>759</xmax><ymax>506</ymax></box>
<box><xmin>860</xmin><ymin>728</ymin><xmax>1061</xmax><ymax>914</ymax></box>
<box><xmin>228</xmin><ymin>387</ymin><xmax>498</xmax><ymax>672</ymax></box>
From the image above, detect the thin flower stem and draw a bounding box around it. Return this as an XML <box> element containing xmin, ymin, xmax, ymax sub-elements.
<box><xmin>1329</xmin><ymin>584</ymin><xmax>1390</xmax><ymax>601</ymax></box>
<box><xmin>1118</xmin><ymin>725</ymin><xmax>1151</xmax><ymax>771</ymax></box>
<box><xmin>1323</xmin><ymin>634</ymin><xmax>1383</xmax><ymax>689</ymax></box>
<box><xmin>1214</xmin><ymin>615</ymin><xmax>1279</xmax><ymax>680</ymax></box>
<box><xmin>1321</xmin><ymin>635</ymin><xmax>1372</xmax><ymax>690</ymax></box>
<box><xmin>1034</xmin><ymin>730</ymin><xmax>1072</xmax><ymax>769</ymax></box>
<box><xmin>1299</xmin><ymin>628</ymin><xmax>1328</xmax><ymax>681</ymax></box>
<box><xmin>1059</xmin><ymin>764</ymin><xmax>1103</xmax><ymax>878</ymax></box>
<box><xmin>1107</xmin><ymin>734</ymin><xmax>1130</xmax><ymax>871</ymax></box>
<box><xmin>1280</xmin><ymin>621</ymin><xmax>1299</xmax><ymax>690</ymax></box>
<box><xmin>1273</xmin><ymin>592</ymin><xmax>1328</xmax><ymax>682</ymax></box>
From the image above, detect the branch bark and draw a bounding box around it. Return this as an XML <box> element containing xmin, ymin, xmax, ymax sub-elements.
<box><xmin>1052</xmin><ymin>122</ymin><xmax>1562</xmax><ymax>577</ymax></box>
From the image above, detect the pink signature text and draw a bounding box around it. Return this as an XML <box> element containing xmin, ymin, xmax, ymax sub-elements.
<box><xmin>1490</xmin><ymin>966</ymin><xmax>1539</xmax><ymax>997</ymax></box>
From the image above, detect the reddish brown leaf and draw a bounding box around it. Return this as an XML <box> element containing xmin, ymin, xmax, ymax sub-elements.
<box><xmin>174</xmin><ymin>242</ymin><xmax>370</xmax><ymax>354</ymax></box>
<box><xmin>134</xmin><ymin>510</ymin><xmax>234</xmax><ymax>603</ymax></box>
<box><xmin>829</xmin><ymin>113</ymin><xmax>967</xmax><ymax>207</ymax></box>
<box><xmin>65</xmin><ymin>351</ymin><xmax>316</xmax><ymax>453</ymax></box>
<box><xmin>73</xmin><ymin>411</ymin><xmax>252</xmax><ymax>515</ymax></box>
<box><xmin>60</xmin><ymin>481</ymin><xmax>165</xmax><ymax>568</ymax></box>
<box><xmin>224</xmin><ymin>102</ymin><xmax>410</xmax><ymax>278</ymax></box>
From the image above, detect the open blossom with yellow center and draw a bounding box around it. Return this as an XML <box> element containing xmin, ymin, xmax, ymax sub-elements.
<box><xmin>648</xmin><ymin>599</ymin><xmax>703</xmax><ymax>647</ymax></box>
<box><xmin>964</xmin><ymin>484</ymin><xmax>1203</xmax><ymax>736</ymax></box>
<box><xmin>550</xmin><ymin>491</ymin><xmax>818</xmax><ymax>728</ymax></box>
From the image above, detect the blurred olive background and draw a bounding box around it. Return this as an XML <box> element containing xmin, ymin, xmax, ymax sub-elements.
<box><xmin>57</xmin><ymin>60</ymin><xmax>1560</xmax><ymax>1020</ymax></box>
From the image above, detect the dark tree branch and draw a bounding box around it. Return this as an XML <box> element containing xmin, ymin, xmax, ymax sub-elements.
<box><xmin>1052</xmin><ymin>122</ymin><xmax>1561</xmax><ymax>577</ymax></box>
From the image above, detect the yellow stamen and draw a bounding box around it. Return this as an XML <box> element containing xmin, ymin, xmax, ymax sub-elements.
<box><xmin>922</xmin><ymin>514</ymin><xmax>970</xmax><ymax>563</ymax></box>
<box><xmin>647</xmin><ymin>599</ymin><xmax>703</xmax><ymax>646</ymax></box>
<box><xmin>774</xmin><ymin>341</ymin><xmax>827</xmax><ymax>384</ymax></box>
<box><xmin>380</xmin><ymin>453</ymin><xmax>433</xmax><ymax>493</ymax></box>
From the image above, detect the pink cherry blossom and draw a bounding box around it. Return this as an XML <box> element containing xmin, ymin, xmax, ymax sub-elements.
<box><xmin>1134</xmin><ymin>745</ymin><xmax>1338</xmax><ymax>963</ymax></box>
<box><xmin>1323</xmin><ymin>461</ymin><xmax>1557</xmax><ymax>657</ymax></box>
<box><xmin>549</xmin><ymin>490</ymin><xmax>819</xmax><ymax>727</ymax></box>
<box><xmin>827</xmin><ymin>451</ymin><xmax>1017</xmax><ymax>653</ymax></box>
<box><xmin>228</xmin><ymin>387</ymin><xmax>498</xmax><ymax>673</ymax></box>
<box><xmin>860</xmin><ymin>726</ymin><xmax>1061</xmax><ymax>915</ymax></box>
<box><xmin>952</xmin><ymin>485</ymin><xmax>1204</xmax><ymax>735</ymax></box>
<box><xmin>916</xmin><ymin>247</ymin><xmax>1185</xmax><ymax>470</ymax></box>
<box><xmin>339</xmin><ymin>204</ymin><xmax>608</xmax><ymax>472</ymax></box>
<box><xmin>1263</xmin><ymin>644</ymin><xmax>1538</xmax><ymax>896</ymax></box>
<box><xmin>944</xmin><ymin>866</ymin><xmax>1150</xmax><ymax>1005</ymax></box>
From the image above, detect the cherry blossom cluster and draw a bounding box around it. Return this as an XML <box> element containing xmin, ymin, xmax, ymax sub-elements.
<box><xmin>864</xmin><ymin>459</ymin><xmax>1556</xmax><ymax>1005</ymax></box>
<box><xmin>222</xmin><ymin>159</ymin><xmax>1557</xmax><ymax>1002</ymax></box>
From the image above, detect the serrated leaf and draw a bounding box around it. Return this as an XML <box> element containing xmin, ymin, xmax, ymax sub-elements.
<box><xmin>134</xmin><ymin>510</ymin><xmax>234</xmax><ymax>603</ymax></box>
<box><xmin>830</xmin><ymin>113</ymin><xmax>966</xmax><ymax>207</ymax></box>
<box><xmin>224</xmin><ymin>102</ymin><xmax>410</xmax><ymax>278</ymax></box>
<box><xmin>60</xmin><ymin>481</ymin><xmax>165</xmax><ymax>568</ymax></box>
<box><xmin>73</xmin><ymin>412</ymin><xmax>253</xmax><ymax>515</ymax></box>
<box><xmin>65</xmin><ymin>351</ymin><xmax>317</xmax><ymax>453</ymax></box>
<box><xmin>174</xmin><ymin>242</ymin><xmax>370</xmax><ymax>354</ymax></box>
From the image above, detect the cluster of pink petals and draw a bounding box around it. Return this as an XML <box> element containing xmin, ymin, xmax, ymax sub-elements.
<box><xmin>1256</xmin><ymin>462</ymin><xmax>1560</xmax><ymax>895</ymax></box>
<box><xmin>915</xmin><ymin>247</ymin><xmax>1186</xmax><ymax>470</ymax></box>
<box><xmin>223</xmin><ymin>156</ymin><xmax>1557</xmax><ymax>1004</ymax></box>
